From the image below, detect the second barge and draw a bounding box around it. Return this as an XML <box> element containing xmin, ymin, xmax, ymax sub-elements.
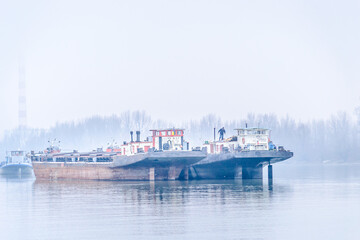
<box><xmin>191</xmin><ymin>128</ymin><xmax>293</xmax><ymax>179</ymax></box>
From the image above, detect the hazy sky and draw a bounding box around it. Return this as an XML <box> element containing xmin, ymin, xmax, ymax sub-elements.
<box><xmin>1</xmin><ymin>0</ymin><xmax>360</xmax><ymax>137</ymax></box>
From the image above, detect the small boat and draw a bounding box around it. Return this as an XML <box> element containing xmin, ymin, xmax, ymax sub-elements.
<box><xmin>0</xmin><ymin>150</ymin><xmax>33</xmax><ymax>176</ymax></box>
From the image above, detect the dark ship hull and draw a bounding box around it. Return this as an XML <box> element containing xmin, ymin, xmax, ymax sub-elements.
<box><xmin>190</xmin><ymin>150</ymin><xmax>293</xmax><ymax>179</ymax></box>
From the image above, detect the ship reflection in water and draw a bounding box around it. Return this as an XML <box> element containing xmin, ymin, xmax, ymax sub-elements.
<box><xmin>1</xmin><ymin>164</ymin><xmax>360</xmax><ymax>240</ymax></box>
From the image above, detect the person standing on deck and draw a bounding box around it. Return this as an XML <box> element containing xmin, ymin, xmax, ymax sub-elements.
<box><xmin>218</xmin><ymin>127</ymin><xmax>226</xmax><ymax>141</ymax></box>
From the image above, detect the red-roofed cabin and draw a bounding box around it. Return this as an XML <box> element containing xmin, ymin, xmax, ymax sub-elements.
<box><xmin>150</xmin><ymin>129</ymin><xmax>184</xmax><ymax>151</ymax></box>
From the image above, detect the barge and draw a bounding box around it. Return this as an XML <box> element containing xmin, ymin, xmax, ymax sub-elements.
<box><xmin>191</xmin><ymin>128</ymin><xmax>293</xmax><ymax>179</ymax></box>
<box><xmin>31</xmin><ymin>129</ymin><xmax>206</xmax><ymax>180</ymax></box>
<box><xmin>31</xmin><ymin>127</ymin><xmax>293</xmax><ymax>181</ymax></box>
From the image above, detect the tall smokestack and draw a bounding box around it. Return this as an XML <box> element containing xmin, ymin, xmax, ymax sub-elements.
<box><xmin>18</xmin><ymin>60</ymin><xmax>27</xmax><ymax>148</ymax></box>
<box><xmin>130</xmin><ymin>131</ymin><xmax>134</xmax><ymax>142</ymax></box>
<box><xmin>136</xmin><ymin>131</ymin><xmax>140</xmax><ymax>142</ymax></box>
<box><xmin>18</xmin><ymin>62</ymin><xmax>27</xmax><ymax>128</ymax></box>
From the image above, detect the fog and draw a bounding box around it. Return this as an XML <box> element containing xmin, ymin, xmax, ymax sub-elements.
<box><xmin>1</xmin><ymin>109</ymin><xmax>360</xmax><ymax>164</ymax></box>
<box><xmin>1</xmin><ymin>1</ymin><xmax>360</xmax><ymax>163</ymax></box>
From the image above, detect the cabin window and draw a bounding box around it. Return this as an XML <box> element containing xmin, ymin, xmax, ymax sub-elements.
<box><xmin>177</xmin><ymin>131</ymin><xmax>182</xmax><ymax>135</ymax></box>
<box><xmin>11</xmin><ymin>151</ymin><xmax>23</xmax><ymax>156</ymax></box>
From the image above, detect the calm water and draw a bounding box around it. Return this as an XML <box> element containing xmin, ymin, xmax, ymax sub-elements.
<box><xmin>1</xmin><ymin>163</ymin><xmax>360</xmax><ymax>240</ymax></box>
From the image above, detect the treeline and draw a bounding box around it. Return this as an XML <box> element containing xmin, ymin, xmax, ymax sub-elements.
<box><xmin>1</xmin><ymin>110</ymin><xmax>359</xmax><ymax>163</ymax></box>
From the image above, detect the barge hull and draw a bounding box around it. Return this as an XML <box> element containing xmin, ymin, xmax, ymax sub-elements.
<box><xmin>191</xmin><ymin>150</ymin><xmax>293</xmax><ymax>179</ymax></box>
<box><xmin>33</xmin><ymin>162</ymin><xmax>187</xmax><ymax>181</ymax></box>
<box><xmin>32</xmin><ymin>151</ymin><xmax>207</xmax><ymax>181</ymax></box>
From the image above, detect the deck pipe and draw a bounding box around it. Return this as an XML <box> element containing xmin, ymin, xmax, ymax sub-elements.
<box><xmin>136</xmin><ymin>131</ymin><xmax>140</xmax><ymax>142</ymax></box>
<box><xmin>130</xmin><ymin>131</ymin><xmax>134</xmax><ymax>142</ymax></box>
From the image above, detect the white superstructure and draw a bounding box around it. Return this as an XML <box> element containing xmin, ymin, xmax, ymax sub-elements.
<box><xmin>3</xmin><ymin>151</ymin><xmax>32</xmax><ymax>166</ymax></box>
<box><xmin>107</xmin><ymin>129</ymin><xmax>189</xmax><ymax>156</ymax></box>
<box><xmin>1</xmin><ymin>150</ymin><xmax>33</xmax><ymax>175</ymax></box>
<box><xmin>236</xmin><ymin>128</ymin><xmax>270</xmax><ymax>151</ymax></box>
<box><xmin>203</xmin><ymin>128</ymin><xmax>273</xmax><ymax>154</ymax></box>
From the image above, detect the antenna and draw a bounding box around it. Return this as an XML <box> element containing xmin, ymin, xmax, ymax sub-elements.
<box><xmin>214</xmin><ymin>127</ymin><xmax>216</xmax><ymax>142</ymax></box>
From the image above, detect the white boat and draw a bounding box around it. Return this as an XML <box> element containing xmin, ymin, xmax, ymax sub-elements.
<box><xmin>0</xmin><ymin>150</ymin><xmax>33</xmax><ymax>176</ymax></box>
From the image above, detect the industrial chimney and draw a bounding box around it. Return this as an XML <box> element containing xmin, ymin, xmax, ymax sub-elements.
<box><xmin>130</xmin><ymin>131</ymin><xmax>134</xmax><ymax>142</ymax></box>
<box><xmin>136</xmin><ymin>131</ymin><xmax>140</xmax><ymax>142</ymax></box>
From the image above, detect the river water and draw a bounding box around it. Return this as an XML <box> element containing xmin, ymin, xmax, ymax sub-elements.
<box><xmin>1</xmin><ymin>163</ymin><xmax>360</xmax><ymax>240</ymax></box>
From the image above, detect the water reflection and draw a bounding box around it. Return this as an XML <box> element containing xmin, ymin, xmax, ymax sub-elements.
<box><xmin>31</xmin><ymin>178</ymin><xmax>279</xmax><ymax>209</ymax></box>
<box><xmin>0</xmin><ymin>172</ymin><xmax>35</xmax><ymax>181</ymax></box>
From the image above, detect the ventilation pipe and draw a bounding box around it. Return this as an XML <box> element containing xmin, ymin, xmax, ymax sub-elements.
<box><xmin>136</xmin><ymin>131</ymin><xmax>141</xmax><ymax>142</ymax></box>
